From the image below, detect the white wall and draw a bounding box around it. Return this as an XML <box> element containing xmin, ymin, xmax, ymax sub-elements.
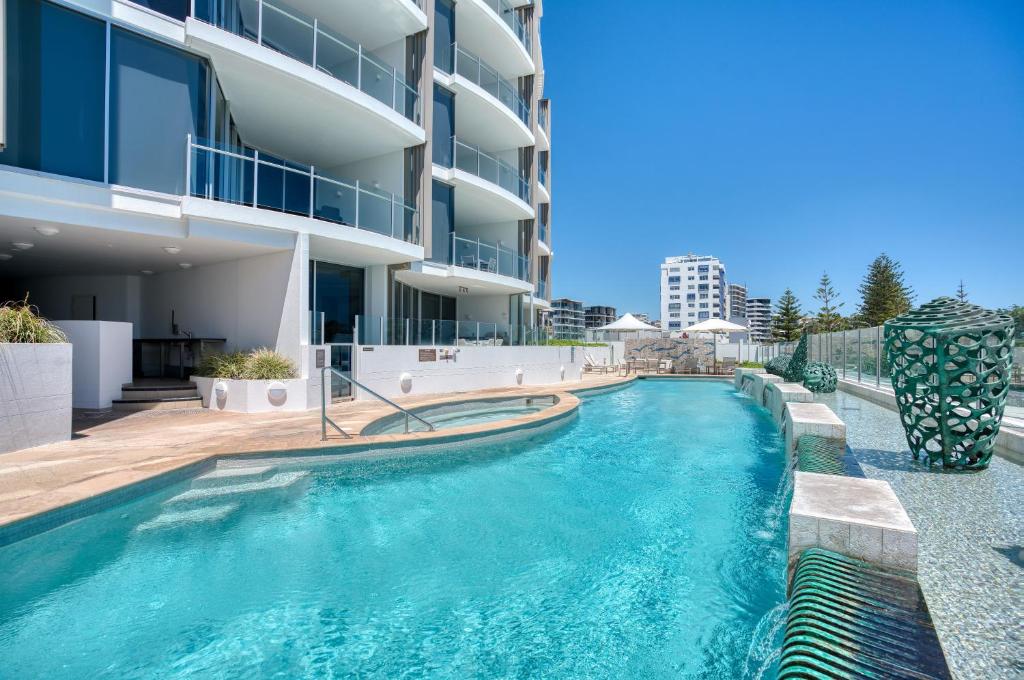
<box><xmin>457</xmin><ymin>294</ymin><xmax>510</xmax><ymax>324</ymax></box>
<box><xmin>326</xmin><ymin>150</ymin><xmax>406</xmax><ymax>200</ymax></box>
<box><xmin>140</xmin><ymin>246</ymin><xmax>306</xmax><ymax>366</ymax></box>
<box><xmin>9</xmin><ymin>275</ymin><xmax>142</xmax><ymax>330</ymax></box>
<box><xmin>353</xmin><ymin>344</ymin><xmax>584</xmax><ymax>399</ymax></box>
<box><xmin>54</xmin><ymin>321</ymin><xmax>133</xmax><ymax>409</ymax></box>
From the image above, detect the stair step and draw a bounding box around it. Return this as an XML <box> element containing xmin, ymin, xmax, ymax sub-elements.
<box><xmin>135</xmin><ymin>503</ymin><xmax>239</xmax><ymax>531</ymax></box>
<box><xmin>120</xmin><ymin>388</ymin><xmax>198</xmax><ymax>400</ymax></box>
<box><xmin>112</xmin><ymin>396</ymin><xmax>204</xmax><ymax>412</ymax></box>
<box><xmin>164</xmin><ymin>471</ymin><xmax>309</xmax><ymax>506</ymax></box>
<box><xmin>191</xmin><ymin>465</ymin><xmax>277</xmax><ymax>489</ymax></box>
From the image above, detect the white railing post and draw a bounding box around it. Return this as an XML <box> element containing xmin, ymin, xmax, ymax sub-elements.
<box><xmin>405</xmin><ymin>318</ymin><xmax>410</xmax><ymax>345</ymax></box>
<box><xmin>354</xmin><ymin>315</ymin><xmax>360</xmax><ymax>346</ymax></box>
<box><xmin>357</xmin><ymin>44</ymin><xmax>363</xmax><ymax>89</ymax></box>
<box><xmin>252</xmin><ymin>150</ymin><xmax>260</xmax><ymax>208</ymax></box>
<box><xmin>476</xmin><ymin>237</ymin><xmax>481</xmax><ymax>270</ymax></box>
<box><xmin>476</xmin><ymin>322</ymin><xmax>480</xmax><ymax>343</ymax></box>
<box><xmin>390</xmin><ymin>194</ymin><xmax>396</xmax><ymax>238</ymax></box>
<box><xmin>257</xmin><ymin>0</ymin><xmax>263</xmax><ymax>44</ymax></box>
<box><xmin>431</xmin><ymin>320</ymin><xmax>436</xmax><ymax>346</ymax></box>
<box><xmin>875</xmin><ymin>326</ymin><xmax>882</xmax><ymax>387</ymax></box>
<box><xmin>185</xmin><ymin>133</ymin><xmax>192</xmax><ymax>196</ymax></box>
<box><xmin>354</xmin><ymin>180</ymin><xmax>360</xmax><ymax>227</ymax></box>
<box><xmin>312</xmin><ymin>18</ymin><xmax>318</xmax><ymax>68</ymax></box>
<box><xmin>308</xmin><ymin>166</ymin><xmax>314</xmax><ymax>217</ymax></box>
<box><xmin>379</xmin><ymin>316</ymin><xmax>384</xmax><ymax>347</ymax></box>
<box><xmin>392</xmin><ymin>67</ymin><xmax>398</xmax><ymax>109</ymax></box>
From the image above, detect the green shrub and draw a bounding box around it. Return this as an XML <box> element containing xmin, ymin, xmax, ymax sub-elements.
<box><xmin>0</xmin><ymin>297</ymin><xmax>67</xmax><ymax>343</ymax></box>
<box><xmin>539</xmin><ymin>339</ymin><xmax>607</xmax><ymax>347</ymax></box>
<box><xmin>194</xmin><ymin>348</ymin><xmax>296</xmax><ymax>380</ymax></box>
<box><xmin>738</xmin><ymin>361</ymin><xmax>764</xmax><ymax>368</ymax></box>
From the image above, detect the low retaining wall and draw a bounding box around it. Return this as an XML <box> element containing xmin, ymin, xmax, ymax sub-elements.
<box><xmin>352</xmin><ymin>345</ymin><xmax>584</xmax><ymax>400</ymax></box>
<box><xmin>784</xmin><ymin>402</ymin><xmax>846</xmax><ymax>454</ymax></box>
<box><xmin>0</xmin><ymin>343</ymin><xmax>72</xmax><ymax>453</ymax></box>
<box><xmin>192</xmin><ymin>376</ymin><xmax>310</xmax><ymax>412</ymax></box>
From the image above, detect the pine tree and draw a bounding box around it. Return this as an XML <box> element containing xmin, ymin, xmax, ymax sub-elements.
<box><xmin>857</xmin><ymin>254</ymin><xmax>914</xmax><ymax>326</ymax></box>
<box><xmin>956</xmin><ymin>280</ymin><xmax>968</xmax><ymax>302</ymax></box>
<box><xmin>813</xmin><ymin>272</ymin><xmax>845</xmax><ymax>332</ymax></box>
<box><xmin>772</xmin><ymin>288</ymin><xmax>803</xmax><ymax>342</ymax></box>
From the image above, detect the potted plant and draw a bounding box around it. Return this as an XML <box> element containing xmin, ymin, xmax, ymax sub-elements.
<box><xmin>191</xmin><ymin>348</ymin><xmax>308</xmax><ymax>412</ymax></box>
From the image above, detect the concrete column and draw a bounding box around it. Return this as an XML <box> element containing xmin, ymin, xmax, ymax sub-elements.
<box><xmin>365</xmin><ymin>264</ymin><xmax>389</xmax><ymax>321</ymax></box>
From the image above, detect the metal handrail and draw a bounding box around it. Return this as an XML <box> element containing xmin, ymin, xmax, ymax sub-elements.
<box><xmin>320</xmin><ymin>365</ymin><xmax>434</xmax><ymax>440</ymax></box>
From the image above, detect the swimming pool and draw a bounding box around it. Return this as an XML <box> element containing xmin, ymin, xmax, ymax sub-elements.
<box><xmin>362</xmin><ymin>396</ymin><xmax>559</xmax><ymax>435</ymax></box>
<box><xmin>0</xmin><ymin>380</ymin><xmax>788</xmax><ymax>678</ymax></box>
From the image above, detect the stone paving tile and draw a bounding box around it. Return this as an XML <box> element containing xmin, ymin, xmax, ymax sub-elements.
<box><xmin>817</xmin><ymin>390</ymin><xmax>1024</xmax><ymax>680</ymax></box>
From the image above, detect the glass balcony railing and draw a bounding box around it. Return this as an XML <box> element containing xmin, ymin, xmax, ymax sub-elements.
<box><xmin>479</xmin><ymin>0</ymin><xmax>531</xmax><ymax>56</ymax></box>
<box><xmin>538</xmin><ymin>220</ymin><xmax>548</xmax><ymax>245</ymax></box>
<box><xmin>451</xmin><ymin>137</ymin><xmax>530</xmax><ymax>203</ymax></box>
<box><xmin>187</xmin><ymin>135</ymin><xmax>419</xmax><ymax>243</ymax></box>
<box><xmin>538</xmin><ymin>105</ymin><xmax>548</xmax><ymax>132</ymax></box>
<box><xmin>356</xmin><ymin>315</ymin><xmax>550</xmax><ymax>346</ymax></box>
<box><xmin>192</xmin><ymin>0</ymin><xmax>420</xmax><ymax>123</ymax></box>
<box><xmin>538</xmin><ymin>165</ymin><xmax>548</xmax><ymax>188</ymax></box>
<box><xmin>452</xmin><ymin>44</ymin><xmax>530</xmax><ymax>126</ymax></box>
<box><xmin>535</xmin><ymin>280</ymin><xmax>549</xmax><ymax>301</ymax></box>
<box><xmin>449</xmin><ymin>233</ymin><xmax>529</xmax><ymax>281</ymax></box>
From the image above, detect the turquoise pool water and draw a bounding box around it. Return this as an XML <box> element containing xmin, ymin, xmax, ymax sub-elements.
<box><xmin>0</xmin><ymin>380</ymin><xmax>788</xmax><ymax>678</ymax></box>
<box><xmin>362</xmin><ymin>396</ymin><xmax>557</xmax><ymax>435</ymax></box>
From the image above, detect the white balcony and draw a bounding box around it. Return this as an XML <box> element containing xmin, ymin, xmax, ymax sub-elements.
<box><xmin>456</xmin><ymin>0</ymin><xmax>534</xmax><ymax>78</ymax></box>
<box><xmin>185</xmin><ymin>3</ymin><xmax>424</xmax><ymax>169</ymax></box>
<box><xmin>396</xmin><ymin>260</ymin><xmax>532</xmax><ymax>297</ymax></box>
<box><xmin>433</xmin><ymin>140</ymin><xmax>533</xmax><ymax>223</ymax></box>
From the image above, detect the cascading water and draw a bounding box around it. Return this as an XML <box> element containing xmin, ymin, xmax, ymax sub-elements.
<box><xmin>742</xmin><ymin>602</ymin><xmax>789</xmax><ymax>680</ymax></box>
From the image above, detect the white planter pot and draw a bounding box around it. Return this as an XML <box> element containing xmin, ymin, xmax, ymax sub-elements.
<box><xmin>191</xmin><ymin>376</ymin><xmax>310</xmax><ymax>412</ymax></box>
<box><xmin>0</xmin><ymin>343</ymin><xmax>73</xmax><ymax>453</ymax></box>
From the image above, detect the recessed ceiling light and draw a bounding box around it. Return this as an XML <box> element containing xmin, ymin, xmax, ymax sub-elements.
<box><xmin>163</xmin><ymin>246</ymin><xmax>181</xmax><ymax>255</ymax></box>
<box><xmin>178</xmin><ymin>262</ymin><xmax>192</xmax><ymax>269</ymax></box>
<box><xmin>34</xmin><ymin>226</ymin><xmax>60</xmax><ymax>237</ymax></box>
<box><xmin>0</xmin><ymin>254</ymin><xmax>12</xmax><ymax>261</ymax></box>
<box><xmin>140</xmin><ymin>269</ymin><xmax>154</xmax><ymax>275</ymax></box>
<box><xmin>11</xmin><ymin>242</ymin><xmax>34</xmax><ymax>251</ymax></box>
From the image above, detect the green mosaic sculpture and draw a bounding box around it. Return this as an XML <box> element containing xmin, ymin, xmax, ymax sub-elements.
<box><xmin>784</xmin><ymin>334</ymin><xmax>809</xmax><ymax>383</ymax></box>
<box><xmin>765</xmin><ymin>355</ymin><xmax>790</xmax><ymax>377</ymax></box>
<box><xmin>884</xmin><ymin>297</ymin><xmax>1014</xmax><ymax>470</ymax></box>
<box><xmin>802</xmin><ymin>362</ymin><xmax>837</xmax><ymax>393</ymax></box>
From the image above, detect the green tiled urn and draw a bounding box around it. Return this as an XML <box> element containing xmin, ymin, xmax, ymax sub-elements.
<box><xmin>884</xmin><ymin>297</ymin><xmax>1014</xmax><ymax>470</ymax></box>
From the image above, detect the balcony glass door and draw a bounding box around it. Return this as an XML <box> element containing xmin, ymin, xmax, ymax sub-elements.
<box><xmin>310</xmin><ymin>261</ymin><xmax>364</xmax><ymax>398</ymax></box>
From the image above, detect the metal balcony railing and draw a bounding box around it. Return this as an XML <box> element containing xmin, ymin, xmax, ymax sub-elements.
<box><xmin>192</xmin><ymin>0</ymin><xmax>420</xmax><ymax>123</ymax></box>
<box><xmin>187</xmin><ymin>135</ymin><xmax>419</xmax><ymax>243</ymax></box>
<box><xmin>452</xmin><ymin>44</ymin><xmax>530</xmax><ymax>126</ymax></box>
<box><xmin>450</xmin><ymin>233</ymin><xmax>529</xmax><ymax>281</ymax></box>
<box><xmin>451</xmin><ymin>137</ymin><xmax>530</xmax><ymax>203</ymax></box>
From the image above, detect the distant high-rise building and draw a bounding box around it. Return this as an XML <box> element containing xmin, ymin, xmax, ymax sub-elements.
<box><xmin>660</xmin><ymin>254</ymin><xmax>727</xmax><ymax>331</ymax></box>
<box><xmin>727</xmin><ymin>284</ymin><xmax>747</xmax><ymax>320</ymax></box>
<box><xmin>551</xmin><ymin>298</ymin><xmax>585</xmax><ymax>340</ymax></box>
<box><xmin>584</xmin><ymin>305</ymin><xmax>617</xmax><ymax>329</ymax></box>
<box><xmin>747</xmin><ymin>297</ymin><xmax>773</xmax><ymax>343</ymax></box>
<box><xmin>632</xmin><ymin>312</ymin><xmax>653</xmax><ymax>325</ymax></box>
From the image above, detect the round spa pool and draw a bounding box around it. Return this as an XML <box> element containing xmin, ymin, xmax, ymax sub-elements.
<box><xmin>361</xmin><ymin>395</ymin><xmax>559</xmax><ymax>435</ymax></box>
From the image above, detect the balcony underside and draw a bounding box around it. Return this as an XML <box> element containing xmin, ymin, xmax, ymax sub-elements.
<box><xmin>456</xmin><ymin>0</ymin><xmax>534</xmax><ymax>78</ymax></box>
<box><xmin>536</xmin><ymin>181</ymin><xmax>550</xmax><ymax>203</ymax></box>
<box><xmin>296</xmin><ymin>0</ymin><xmax>426</xmax><ymax>50</ymax></box>
<box><xmin>395</xmin><ymin>260</ymin><xmax>532</xmax><ymax>296</ymax></box>
<box><xmin>523</xmin><ymin>294</ymin><xmax>551</xmax><ymax>309</ymax></box>
<box><xmin>448</xmin><ymin>74</ymin><xmax>533</xmax><ymax>150</ymax></box>
<box><xmin>433</xmin><ymin>166</ymin><xmax>533</xmax><ymax>224</ymax></box>
<box><xmin>186</xmin><ymin>20</ymin><xmax>424</xmax><ymax>168</ymax></box>
<box><xmin>536</xmin><ymin>124</ymin><xmax>550</xmax><ymax>151</ymax></box>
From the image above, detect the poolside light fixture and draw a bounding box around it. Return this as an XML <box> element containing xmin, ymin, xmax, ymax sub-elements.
<box><xmin>162</xmin><ymin>246</ymin><xmax>181</xmax><ymax>255</ymax></box>
<box><xmin>178</xmin><ymin>263</ymin><xmax>192</xmax><ymax>269</ymax></box>
<box><xmin>11</xmin><ymin>242</ymin><xmax>34</xmax><ymax>250</ymax></box>
<box><xmin>34</xmin><ymin>226</ymin><xmax>60</xmax><ymax>237</ymax></box>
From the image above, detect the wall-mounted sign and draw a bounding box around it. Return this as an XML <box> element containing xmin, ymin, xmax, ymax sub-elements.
<box><xmin>458</xmin><ymin>286</ymin><xmax>469</xmax><ymax>294</ymax></box>
<box><xmin>362</xmin><ymin>346</ymin><xmax>375</xmax><ymax>351</ymax></box>
<box><xmin>418</xmin><ymin>348</ymin><xmax>437</xmax><ymax>362</ymax></box>
<box><xmin>315</xmin><ymin>349</ymin><xmax>325</xmax><ymax>368</ymax></box>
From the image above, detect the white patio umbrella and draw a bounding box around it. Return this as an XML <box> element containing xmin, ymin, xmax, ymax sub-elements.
<box><xmin>594</xmin><ymin>313</ymin><xmax>660</xmax><ymax>332</ymax></box>
<box><xmin>684</xmin><ymin>318</ymin><xmax>749</xmax><ymax>368</ymax></box>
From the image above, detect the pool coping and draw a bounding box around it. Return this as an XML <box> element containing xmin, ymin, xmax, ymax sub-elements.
<box><xmin>0</xmin><ymin>375</ymin><xmax>638</xmax><ymax>546</ymax></box>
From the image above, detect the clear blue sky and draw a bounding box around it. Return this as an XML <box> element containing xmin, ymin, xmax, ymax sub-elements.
<box><xmin>542</xmin><ymin>0</ymin><xmax>1024</xmax><ymax>319</ymax></box>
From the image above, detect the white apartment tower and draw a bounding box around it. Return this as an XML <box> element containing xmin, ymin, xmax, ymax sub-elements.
<box><xmin>747</xmin><ymin>297</ymin><xmax>773</xmax><ymax>343</ymax></box>
<box><xmin>0</xmin><ymin>0</ymin><xmax>553</xmax><ymax>379</ymax></box>
<box><xmin>660</xmin><ymin>255</ymin><xmax>727</xmax><ymax>331</ymax></box>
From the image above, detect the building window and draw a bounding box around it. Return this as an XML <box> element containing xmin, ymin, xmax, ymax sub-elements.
<box><xmin>669</xmin><ymin>267</ymin><xmax>680</xmax><ymax>272</ymax></box>
<box><xmin>432</xmin><ymin>85</ymin><xmax>455</xmax><ymax>166</ymax></box>
<box><xmin>670</xmin><ymin>286</ymin><xmax>679</xmax><ymax>291</ymax></box>
<box><xmin>667</xmin><ymin>276</ymin><xmax>680</xmax><ymax>284</ymax></box>
<box><xmin>430</xmin><ymin>180</ymin><xmax>454</xmax><ymax>264</ymax></box>
<box><xmin>433</xmin><ymin>0</ymin><xmax>456</xmax><ymax>73</ymax></box>
<box><xmin>669</xmin><ymin>321</ymin><xmax>681</xmax><ymax>329</ymax></box>
<box><xmin>686</xmin><ymin>294</ymin><xmax>695</xmax><ymax>301</ymax></box>
<box><xmin>699</xmin><ymin>303</ymin><xmax>708</xmax><ymax>308</ymax></box>
<box><xmin>698</xmin><ymin>265</ymin><xmax>709</xmax><ymax>273</ymax></box>
<box><xmin>109</xmin><ymin>28</ymin><xmax>209</xmax><ymax>194</ymax></box>
<box><xmin>669</xmin><ymin>313</ymin><xmax>679</xmax><ymax>318</ymax></box>
<box><xmin>668</xmin><ymin>303</ymin><xmax>680</xmax><ymax>311</ymax></box>
<box><xmin>0</xmin><ymin>0</ymin><xmax>106</xmax><ymax>181</ymax></box>
<box><xmin>698</xmin><ymin>311</ymin><xmax>709</xmax><ymax>319</ymax></box>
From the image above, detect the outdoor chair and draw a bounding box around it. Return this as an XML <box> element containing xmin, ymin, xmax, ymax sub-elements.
<box><xmin>721</xmin><ymin>358</ymin><xmax>737</xmax><ymax>374</ymax></box>
<box><xmin>682</xmin><ymin>357</ymin><xmax>700</xmax><ymax>374</ymax></box>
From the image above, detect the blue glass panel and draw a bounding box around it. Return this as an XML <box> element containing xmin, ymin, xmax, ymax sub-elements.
<box><xmin>109</xmin><ymin>28</ymin><xmax>209</xmax><ymax>194</ymax></box>
<box><xmin>0</xmin><ymin>0</ymin><xmax>105</xmax><ymax>181</ymax></box>
<box><xmin>431</xmin><ymin>85</ymin><xmax>454</xmax><ymax>167</ymax></box>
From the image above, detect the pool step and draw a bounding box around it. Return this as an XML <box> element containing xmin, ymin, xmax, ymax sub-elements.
<box><xmin>164</xmin><ymin>471</ymin><xmax>309</xmax><ymax>507</ymax></box>
<box><xmin>136</xmin><ymin>503</ymin><xmax>239</xmax><ymax>532</ymax></box>
<box><xmin>191</xmin><ymin>465</ymin><xmax>278</xmax><ymax>489</ymax></box>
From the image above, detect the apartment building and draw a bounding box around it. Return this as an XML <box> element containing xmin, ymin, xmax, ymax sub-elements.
<box><xmin>0</xmin><ymin>0</ymin><xmax>553</xmax><ymax>379</ymax></box>
<box><xmin>727</xmin><ymin>283</ymin><xmax>747</xmax><ymax>320</ymax></box>
<box><xmin>584</xmin><ymin>305</ymin><xmax>616</xmax><ymax>329</ymax></box>
<box><xmin>550</xmin><ymin>298</ymin><xmax>584</xmax><ymax>340</ymax></box>
<box><xmin>660</xmin><ymin>255</ymin><xmax>727</xmax><ymax>331</ymax></box>
<box><xmin>747</xmin><ymin>297</ymin><xmax>773</xmax><ymax>343</ymax></box>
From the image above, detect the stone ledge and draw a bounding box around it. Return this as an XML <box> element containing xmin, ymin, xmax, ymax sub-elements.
<box><xmin>784</xmin><ymin>401</ymin><xmax>845</xmax><ymax>453</ymax></box>
<box><xmin>764</xmin><ymin>382</ymin><xmax>813</xmax><ymax>424</ymax></box>
<box><xmin>789</xmin><ymin>471</ymin><xmax>917</xmax><ymax>575</ymax></box>
<box><xmin>733</xmin><ymin>366</ymin><xmax>765</xmax><ymax>390</ymax></box>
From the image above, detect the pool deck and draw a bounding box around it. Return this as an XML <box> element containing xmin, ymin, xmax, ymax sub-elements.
<box><xmin>0</xmin><ymin>373</ymin><xmax>635</xmax><ymax>532</ymax></box>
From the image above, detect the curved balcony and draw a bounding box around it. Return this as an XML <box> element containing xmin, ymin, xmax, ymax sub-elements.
<box><xmin>456</xmin><ymin>0</ymin><xmax>533</xmax><ymax>78</ymax></box>
<box><xmin>185</xmin><ymin>136</ymin><xmax>421</xmax><ymax>262</ymax></box>
<box><xmin>447</xmin><ymin>44</ymin><xmax>533</xmax><ymax>150</ymax></box>
<box><xmin>186</xmin><ymin>0</ymin><xmax>424</xmax><ymax>167</ymax></box>
<box><xmin>434</xmin><ymin>137</ymin><xmax>532</xmax><ymax>222</ymax></box>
